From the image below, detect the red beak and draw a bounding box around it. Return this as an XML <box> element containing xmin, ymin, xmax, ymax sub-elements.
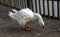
<box><xmin>40</xmin><ymin>26</ymin><xmax>45</xmax><ymax>30</ymax></box>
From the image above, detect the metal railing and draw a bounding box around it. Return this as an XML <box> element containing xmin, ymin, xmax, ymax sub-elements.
<box><xmin>31</xmin><ymin>0</ymin><xmax>60</xmax><ymax>20</ymax></box>
<box><xmin>0</xmin><ymin>0</ymin><xmax>60</xmax><ymax>19</ymax></box>
<box><xmin>0</xmin><ymin>0</ymin><xmax>28</xmax><ymax>10</ymax></box>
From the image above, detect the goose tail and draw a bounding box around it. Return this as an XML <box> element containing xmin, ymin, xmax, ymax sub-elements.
<box><xmin>8</xmin><ymin>12</ymin><xmax>14</xmax><ymax>17</ymax></box>
<box><xmin>8</xmin><ymin>12</ymin><xmax>16</xmax><ymax>21</ymax></box>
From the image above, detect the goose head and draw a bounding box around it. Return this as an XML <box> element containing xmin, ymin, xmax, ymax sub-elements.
<box><xmin>34</xmin><ymin>13</ymin><xmax>45</xmax><ymax>30</ymax></box>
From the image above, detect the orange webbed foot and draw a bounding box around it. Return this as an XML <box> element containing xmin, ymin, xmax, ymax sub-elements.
<box><xmin>23</xmin><ymin>25</ymin><xmax>33</xmax><ymax>31</ymax></box>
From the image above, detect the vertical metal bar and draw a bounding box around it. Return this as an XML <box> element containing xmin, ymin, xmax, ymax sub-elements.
<box><xmin>22</xmin><ymin>0</ymin><xmax>24</xmax><ymax>8</ymax></box>
<box><xmin>21</xmin><ymin>0</ymin><xmax>23</xmax><ymax>9</ymax></box>
<box><xmin>18</xmin><ymin>0</ymin><xmax>20</xmax><ymax>9</ymax></box>
<box><xmin>31</xmin><ymin>0</ymin><xmax>33</xmax><ymax>10</ymax></box>
<box><xmin>49</xmin><ymin>0</ymin><xmax>53</xmax><ymax>18</ymax></box>
<box><xmin>54</xmin><ymin>1</ymin><xmax>58</xmax><ymax>19</ymax></box>
<box><xmin>39</xmin><ymin>0</ymin><xmax>41</xmax><ymax>14</ymax></box>
<box><xmin>35</xmin><ymin>0</ymin><xmax>37</xmax><ymax>13</ymax></box>
<box><xmin>58</xmin><ymin>0</ymin><xmax>60</xmax><ymax>19</ymax></box>
<box><xmin>23</xmin><ymin>0</ymin><xmax>25</xmax><ymax>8</ymax></box>
<box><xmin>25</xmin><ymin>0</ymin><xmax>28</xmax><ymax>8</ymax></box>
<box><xmin>20</xmin><ymin>0</ymin><xmax>21</xmax><ymax>9</ymax></box>
<box><xmin>43</xmin><ymin>0</ymin><xmax>44</xmax><ymax>15</ymax></box>
<box><xmin>57</xmin><ymin>0</ymin><xmax>59</xmax><ymax>20</ymax></box>
<box><xmin>24</xmin><ymin>0</ymin><xmax>27</xmax><ymax>8</ymax></box>
<box><xmin>27</xmin><ymin>0</ymin><xmax>32</xmax><ymax>10</ymax></box>
<box><xmin>44</xmin><ymin>0</ymin><xmax>48</xmax><ymax>17</ymax></box>
<box><xmin>23</xmin><ymin>0</ymin><xmax>26</xmax><ymax>8</ymax></box>
<box><xmin>52</xmin><ymin>0</ymin><xmax>54</xmax><ymax>18</ymax></box>
<box><xmin>14</xmin><ymin>0</ymin><xmax>17</xmax><ymax>8</ymax></box>
<box><xmin>47</xmin><ymin>0</ymin><xmax>49</xmax><ymax>17</ymax></box>
<box><xmin>40</xmin><ymin>0</ymin><xmax>44</xmax><ymax>15</ymax></box>
<box><xmin>17</xmin><ymin>0</ymin><xmax>18</xmax><ymax>8</ymax></box>
<box><xmin>21</xmin><ymin>0</ymin><xmax>23</xmax><ymax>8</ymax></box>
<box><xmin>27</xmin><ymin>0</ymin><xmax>30</xmax><ymax>8</ymax></box>
<box><xmin>32</xmin><ymin>0</ymin><xmax>36</xmax><ymax>12</ymax></box>
<box><xmin>30</xmin><ymin>0</ymin><xmax>33</xmax><ymax>11</ymax></box>
<box><xmin>15</xmin><ymin>0</ymin><xmax>17</xmax><ymax>8</ymax></box>
<box><xmin>17</xmin><ymin>0</ymin><xmax>19</xmax><ymax>8</ymax></box>
<box><xmin>36</xmin><ymin>0</ymin><xmax>39</xmax><ymax>13</ymax></box>
<box><xmin>20</xmin><ymin>0</ymin><xmax>22</xmax><ymax>9</ymax></box>
<box><xmin>11</xmin><ymin>0</ymin><xmax>14</xmax><ymax>7</ymax></box>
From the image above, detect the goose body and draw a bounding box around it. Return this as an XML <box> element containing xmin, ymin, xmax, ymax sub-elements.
<box><xmin>8</xmin><ymin>8</ymin><xmax>45</xmax><ymax>30</ymax></box>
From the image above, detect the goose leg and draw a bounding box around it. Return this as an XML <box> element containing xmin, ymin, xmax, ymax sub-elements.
<box><xmin>23</xmin><ymin>25</ymin><xmax>33</xmax><ymax>30</ymax></box>
<box><xmin>22</xmin><ymin>22</ymin><xmax>32</xmax><ymax>30</ymax></box>
<box><xmin>22</xmin><ymin>18</ymin><xmax>32</xmax><ymax>30</ymax></box>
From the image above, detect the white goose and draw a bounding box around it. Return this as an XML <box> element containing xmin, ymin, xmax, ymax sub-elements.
<box><xmin>8</xmin><ymin>8</ymin><xmax>45</xmax><ymax>30</ymax></box>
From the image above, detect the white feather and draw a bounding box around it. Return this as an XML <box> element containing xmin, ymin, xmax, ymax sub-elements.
<box><xmin>8</xmin><ymin>12</ymin><xmax>17</xmax><ymax>21</ymax></box>
<box><xmin>8</xmin><ymin>8</ymin><xmax>44</xmax><ymax>27</ymax></box>
<box><xmin>12</xmin><ymin>9</ymin><xmax>18</xmax><ymax>13</ymax></box>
